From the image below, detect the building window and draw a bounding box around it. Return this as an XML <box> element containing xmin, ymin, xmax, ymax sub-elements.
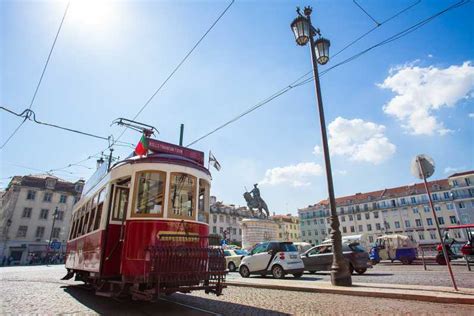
<box><xmin>350</xmin><ymin>226</ymin><xmax>355</xmax><ymax>233</ymax></box>
<box><xmin>424</xmin><ymin>205</ymin><xmax>430</xmax><ymax>212</ymax></box>
<box><xmin>279</xmin><ymin>233</ymin><xmax>282</xmax><ymax>238</ymax></box>
<box><xmin>458</xmin><ymin>202</ymin><xmax>466</xmax><ymax>209</ymax></box>
<box><xmin>314</xmin><ymin>219</ymin><xmax>318</xmax><ymax>225</ymax></box>
<box><xmin>376</xmin><ymin>223</ymin><xmax>381</xmax><ymax>230</ymax></box>
<box><xmin>233</xmin><ymin>228</ymin><xmax>237</xmax><ymax>235</ymax></box>
<box><xmin>430</xmin><ymin>231</ymin><xmax>436</xmax><ymax>240</ymax></box>
<box><xmin>239</xmin><ymin>229</ymin><xmax>242</xmax><ymax>235</ymax></box>
<box><xmin>452</xmin><ymin>180</ymin><xmax>459</xmax><ymax>187</ymax></box>
<box><xmin>340</xmin><ymin>207</ymin><xmax>345</xmax><ymax>214</ymax></box>
<box><xmin>342</xmin><ymin>226</ymin><xmax>347</xmax><ymax>233</ymax></box>
<box><xmin>426</xmin><ymin>218</ymin><xmax>433</xmax><ymax>226</ymax></box>
<box><xmin>212</xmin><ymin>226</ymin><xmax>217</xmax><ymax>234</ymax></box>
<box><xmin>368</xmin><ymin>235</ymin><xmax>374</xmax><ymax>243</ymax></box>
<box><xmin>358</xmin><ymin>225</ymin><xmax>363</xmax><ymax>232</ymax></box>
<box><xmin>367</xmin><ymin>224</ymin><xmax>372</xmax><ymax>231</ymax></box>
<box><xmin>39</xmin><ymin>209</ymin><xmax>49</xmax><ymax>220</ymax></box>
<box><xmin>364</xmin><ymin>204</ymin><xmax>368</xmax><ymax>211</ymax></box>
<box><xmin>411</xmin><ymin>197</ymin><xmax>416</xmax><ymax>204</ymax></box>
<box><xmin>341</xmin><ymin>216</ymin><xmax>345</xmax><ymax>222</ymax></box>
<box><xmin>74</xmin><ymin>196</ymin><xmax>80</xmax><ymax>204</ymax></box>
<box><xmin>59</xmin><ymin>195</ymin><xmax>67</xmax><ymax>203</ymax></box>
<box><xmin>320</xmin><ymin>219</ymin><xmax>324</xmax><ymax>224</ymax></box>
<box><xmin>443</xmin><ymin>192</ymin><xmax>450</xmax><ymax>199</ymax></box>
<box><xmin>415</xmin><ymin>219</ymin><xmax>422</xmax><ymax>227</ymax></box>
<box><xmin>385</xmin><ymin>222</ymin><xmax>391</xmax><ymax>229</ymax></box>
<box><xmin>35</xmin><ymin>226</ymin><xmax>45</xmax><ymax>238</ymax></box>
<box><xmin>418</xmin><ymin>232</ymin><xmax>425</xmax><ymax>240</ymax></box>
<box><xmin>56</xmin><ymin>211</ymin><xmax>64</xmax><ymax>221</ymax></box>
<box><xmin>449</xmin><ymin>216</ymin><xmax>457</xmax><ymax>224</ymax></box>
<box><xmin>438</xmin><ymin>217</ymin><xmax>445</xmax><ymax>225</ymax></box>
<box><xmin>348</xmin><ymin>215</ymin><xmax>353</xmax><ymax>221</ymax></box>
<box><xmin>52</xmin><ymin>227</ymin><xmax>61</xmax><ymax>239</ymax></box>
<box><xmin>22</xmin><ymin>207</ymin><xmax>32</xmax><ymax>218</ymax></box>
<box><xmin>432</xmin><ymin>193</ymin><xmax>438</xmax><ymax>201</ymax></box>
<box><xmin>213</xmin><ymin>215</ymin><xmax>217</xmax><ymax>223</ymax></box>
<box><xmin>401</xmin><ymin>198</ymin><xmax>406</xmax><ymax>205</ymax></box>
<box><xmin>219</xmin><ymin>227</ymin><xmax>223</xmax><ymax>233</ymax></box>
<box><xmin>405</xmin><ymin>220</ymin><xmax>411</xmax><ymax>228</ymax></box>
<box><xmin>43</xmin><ymin>192</ymin><xmax>53</xmax><ymax>202</ymax></box>
<box><xmin>365</xmin><ymin>213</ymin><xmax>370</xmax><ymax>220</ymax></box>
<box><xmin>447</xmin><ymin>203</ymin><xmax>454</xmax><ymax>210</ymax></box>
<box><xmin>466</xmin><ymin>178</ymin><xmax>471</xmax><ymax>186</ymax></box>
<box><xmin>219</xmin><ymin>215</ymin><xmax>224</xmax><ymax>222</ymax></box>
<box><xmin>314</xmin><ymin>230</ymin><xmax>318</xmax><ymax>235</ymax></box>
<box><xmin>17</xmin><ymin>226</ymin><xmax>28</xmax><ymax>237</ymax></box>
<box><xmin>412</xmin><ymin>207</ymin><xmax>418</xmax><ymax>214</ymax></box>
<box><xmin>26</xmin><ymin>190</ymin><xmax>36</xmax><ymax>200</ymax></box>
<box><xmin>301</xmin><ymin>221</ymin><xmax>304</xmax><ymax>226</ymax></box>
<box><xmin>302</xmin><ymin>231</ymin><xmax>306</xmax><ymax>236</ymax></box>
<box><xmin>321</xmin><ymin>230</ymin><xmax>326</xmax><ymax>236</ymax></box>
<box><xmin>373</xmin><ymin>211</ymin><xmax>379</xmax><ymax>219</ymax></box>
<box><xmin>434</xmin><ymin>205</ymin><xmax>441</xmax><ymax>212</ymax></box>
<box><xmin>356</xmin><ymin>214</ymin><xmax>361</xmax><ymax>220</ymax></box>
<box><xmin>395</xmin><ymin>221</ymin><xmax>400</xmax><ymax>229</ymax></box>
<box><xmin>308</xmin><ymin>231</ymin><xmax>312</xmax><ymax>236</ymax></box>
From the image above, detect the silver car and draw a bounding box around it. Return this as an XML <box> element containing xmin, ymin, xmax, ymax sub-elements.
<box><xmin>301</xmin><ymin>242</ymin><xmax>369</xmax><ymax>274</ymax></box>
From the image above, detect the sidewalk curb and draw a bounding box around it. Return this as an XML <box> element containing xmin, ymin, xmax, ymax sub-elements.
<box><xmin>226</xmin><ymin>281</ymin><xmax>474</xmax><ymax>305</ymax></box>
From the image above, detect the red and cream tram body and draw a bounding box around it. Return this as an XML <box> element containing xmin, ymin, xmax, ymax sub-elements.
<box><xmin>64</xmin><ymin>139</ymin><xmax>225</xmax><ymax>300</ymax></box>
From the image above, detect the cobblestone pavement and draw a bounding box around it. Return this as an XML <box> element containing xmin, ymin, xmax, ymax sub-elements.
<box><xmin>1</xmin><ymin>265</ymin><xmax>474</xmax><ymax>315</ymax></box>
<box><xmin>227</xmin><ymin>263</ymin><xmax>474</xmax><ymax>289</ymax></box>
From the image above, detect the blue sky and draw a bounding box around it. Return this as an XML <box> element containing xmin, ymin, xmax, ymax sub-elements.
<box><xmin>1</xmin><ymin>0</ymin><xmax>473</xmax><ymax>215</ymax></box>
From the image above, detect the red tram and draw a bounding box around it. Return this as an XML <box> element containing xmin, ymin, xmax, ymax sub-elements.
<box><xmin>63</xmin><ymin>138</ymin><xmax>226</xmax><ymax>300</ymax></box>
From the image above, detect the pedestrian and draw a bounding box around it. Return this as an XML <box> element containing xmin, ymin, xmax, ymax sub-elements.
<box><xmin>8</xmin><ymin>255</ymin><xmax>13</xmax><ymax>266</ymax></box>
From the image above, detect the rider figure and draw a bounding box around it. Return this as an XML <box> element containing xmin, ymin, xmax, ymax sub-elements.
<box><xmin>250</xmin><ymin>184</ymin><xmax>261</xmax><ymax>203</ymax></box>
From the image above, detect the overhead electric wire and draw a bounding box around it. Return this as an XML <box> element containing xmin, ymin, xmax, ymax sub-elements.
<box><xmin>186</xmin><ymin>0</ymin><xmax>468</xmax><ymax>147</ymax></box>
<box><xmin>0</xmin><ymin>106</ymin><xmax>134</xmax><ymax>147</ymax></box>
<box><xmin>1</xmin><ymin>1</ymin><xmax>70</xmax><ymax>150</ymax></box>
<box><xmin>114</xmin><ymin>0</ymin><xmax>235</xmax><ymax>145</ymax></box>
<box><xmin>353</xmin><ymin>0</ymin><xmax>381</xmax><ymax>26</ymax></box>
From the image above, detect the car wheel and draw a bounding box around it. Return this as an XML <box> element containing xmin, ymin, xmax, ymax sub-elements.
<box><xmin>355</xmin><ymin>268</ymin><xmax>367</xmax><ymax>275</ymax></box>
<box><xmin>293</xmin><ymin>272</ymin><xmax>303</xmax><ymax>278</ymax></box>
<box><xmin>271</xmin><ymin>265</ymin><xmax>285</xmax><ymax>279</ymax></box>
<box><xmin>228</xmin><ymin>262</ymin><xmax>236</xmax><ymax>272</ymax></box>
<box><xmin>400</xmin><ymin>257</ymin><xmax>411</xmax><ymax>265</ymax></box>
<box><xmin>239</xmin><ymin>265</ymin><xmax>250</xmax><ymax>278</ymax></box>
<box><xmin>308</xmin><ymin>270</ymin><xmax>317</xmax><ymax>274</ymax></box>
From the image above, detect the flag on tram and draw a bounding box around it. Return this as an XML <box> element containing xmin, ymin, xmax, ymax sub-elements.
<box><xmin>134</xmin><ymin>134</ymin><xmax>149</xmax><ymax>156</ymax></box>
<box><xmin>209</xmin><ymin>151</ymin><xmax>221</xmax><ymax>171</ymax></box>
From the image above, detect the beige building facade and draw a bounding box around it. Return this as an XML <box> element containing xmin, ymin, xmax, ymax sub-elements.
<box><xmin>209</xmin><ymin>198</ymin><xmax>252</xmax><ymax>245</ymax></box>
<box><xmin>270</xmin><ymin>214</ymin><xmax>301</xmax><ymax>242</ymax></box>
<box><xmin>299</xmin><ymin>172</ymin><xmax>474</xmax><ymax>246</ymax></box>
<box><xmin>0</xmin><ymin>175</ymin><xmax>84</xmax><ymax>265</ymax></box>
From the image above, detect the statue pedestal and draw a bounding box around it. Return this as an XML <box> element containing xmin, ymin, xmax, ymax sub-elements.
<box><xmin>240</xmin><ymin>218</ymin><xmax>279</xmax><ymax>249</ymax></box>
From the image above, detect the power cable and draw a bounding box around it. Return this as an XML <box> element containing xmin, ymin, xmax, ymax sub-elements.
<box><xmin>353</xmin><ymin>0</ymin><xmax>381</xmax><ymax>26</ymax></box>
<box><xmin>1</xmin><ymin>1</ymin><xmax>70</xmax><ymax>150</ymax></box>
<box><xmin>186</xmin><ymin>0</ymin><xmax>468</xmax><ymax>147</ymax></box>
<box><xmin>114</xmin><ymin>0</ymin><xmax>235</xmax><ymax>144</ymax></box>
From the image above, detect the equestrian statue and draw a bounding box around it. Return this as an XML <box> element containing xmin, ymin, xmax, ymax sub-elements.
<box><xmin>243</xmin><ymin>183</ymin><xmax>270</xmax><ymax>219</ymax></box>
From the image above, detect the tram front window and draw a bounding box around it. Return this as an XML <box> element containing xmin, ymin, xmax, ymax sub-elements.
<box><xmin>198</xmin><ymin>179</ymin><xmax>210</xmax><ymax>223</ymax></box>
<box><xmin>169</xmin><ymin>173</ymin><xmax>196</xmax><ymax>220</ymax></box>
<box><xmin>134</xmin><ymin>171</ymin><xmax>166</xmax><ymax>217</ymax></box>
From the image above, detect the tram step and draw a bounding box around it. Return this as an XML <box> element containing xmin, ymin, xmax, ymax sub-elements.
<box><xmin>61</xmin><ymin>271</ymin><xmax>74</xmax><ymax>280</ymax></box>
<box><xmin>95</xmin><ymin>291</ymin><xmax>114</xmax><ymax>297</ymax></box>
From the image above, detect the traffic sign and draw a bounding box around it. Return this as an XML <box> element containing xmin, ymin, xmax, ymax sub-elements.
<box><xmin>50</xmin><ymin>241</ymin><xmax>61</xmax><ymax>250</ymax></box>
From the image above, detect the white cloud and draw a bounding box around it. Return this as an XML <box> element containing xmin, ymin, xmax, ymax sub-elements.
<box><xmin>444</xmin><ymin>166</ymin><xmax>465</xmax><ymax>174</ymax></box>
<box><xmin>313</xmin><ymin>145</ymin><xmax>322</xmax><ymax>155</ymax></box>
<box><xmin>335</xmin><ymin>169</ymin><xmax>347</xmax><ymax>175</ymax></box>
<box><xmin>428</xmin><ymin>54</ymin><xmax>433</xmax><ymax>58</ymax></box>
<box><xmin>469</xmin><ymin>113</ymin><xmax>474</xmax><ymax>118</ymax></box>
<box><xmin>260</xmin><ymin>162</ymin><xmax>323</xmax><ymax>187</ymax></box>
<box><xmin>379</xmin><ymin>61</ymin><xmax>474</xmax><ymax>135</ymax></box>
<box><xmin>327</xmin><ymin>117</ymin><xmax>396</xmax><ymax>164</ymax></box>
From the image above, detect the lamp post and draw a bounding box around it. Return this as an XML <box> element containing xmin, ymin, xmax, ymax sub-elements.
<box><xmin>290</xmin><ymin>6</ymin><xmax>351</xmax><ymax>286</ymax></box>
<box><xmin>46</xmin><ymin>207</ymin><xmax>59</xmax><ymax>265</ymax></box>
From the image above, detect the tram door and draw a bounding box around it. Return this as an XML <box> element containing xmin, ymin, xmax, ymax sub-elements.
<box><xmin>103</xmin><ymin>181</ymin><xmax>130</xmax><ymax>276</ymax></box>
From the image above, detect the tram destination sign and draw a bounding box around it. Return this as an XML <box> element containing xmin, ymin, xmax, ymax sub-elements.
<box><xmin>147</xmin><ymin>138</ymin><xmax>204</xmax><ymax>166</ymax></box>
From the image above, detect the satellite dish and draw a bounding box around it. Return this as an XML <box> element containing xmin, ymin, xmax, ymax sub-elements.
<box><xmin>411</xmin><ymin>154</ymin><xmax>435</xmax><ymax>179</ymax></box>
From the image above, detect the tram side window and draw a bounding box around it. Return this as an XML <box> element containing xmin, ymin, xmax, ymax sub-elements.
<box><xmin>69</xmin><ymin>214</ymin><xmax>77</xmax><ymax>239</ymax></box>
<box><xmin>168</xmin><ymin>173</ymin><xmax>196</xmax><ymax>220</ymax></box>
<box><xmin>83</xmin><ymin>201</ymin><xmax>91</xmax><ymax>234</ymax></box>
<box><xmin>198</xmin><ymin>179</ymin><xmax>210</xmax><ymax>223</ymax></box>
<box><xmin>134</xmin><ymin>171</ymin><xmax>166</xmax><ymax>217</ymax></box>
<box><xmin>88</xmin><ymin>197</ymin><xmax>97</xmax><ymax>233</ymax></box>
<box><xmin>78</xmin><ymin>209</ymin><xmax>84</xmax><ymax>237</ymax></box>
<box><xmin>94</xmin><ymin>188</ymin><xmax>106</xmax><ymax>230</ymax></box>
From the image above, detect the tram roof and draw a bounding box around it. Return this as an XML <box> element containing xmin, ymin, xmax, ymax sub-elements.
<box><xmin>112</xmin><ymin>152</ymin><xmax>211</xmax><ymax>176</ymax></box>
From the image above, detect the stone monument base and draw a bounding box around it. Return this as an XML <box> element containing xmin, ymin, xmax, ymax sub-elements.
<box><xmin>241</xmin><ymin>218</ymin><xmax>279</xmax><ymax>249</ymax></box>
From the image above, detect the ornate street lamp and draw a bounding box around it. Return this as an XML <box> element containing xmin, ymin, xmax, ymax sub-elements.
<box><xmin>290</xmin><ymin>6</ymin><xmax>351</xmax><ymax>286</ymax></box>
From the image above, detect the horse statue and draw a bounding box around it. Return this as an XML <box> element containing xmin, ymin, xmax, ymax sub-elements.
<box><xmin>243</xmin><ymin>184</ymin><xmax>270</xmax><ymax>219</ymax></box>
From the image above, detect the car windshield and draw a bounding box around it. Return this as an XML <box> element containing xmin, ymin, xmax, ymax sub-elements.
<box><xmin>235</xmin><ymin>249</ymin><xmax>247</xmax><ymax>255</ymax></box>
<box><xmin>280</xmin><ymin>243</ymin><xmax>297</xmax><ymax>252</ymax></box>
<box><xmin>349</xmin><ymin>243</ymin><xmax>366</xmax><ymax>253</ymax></box>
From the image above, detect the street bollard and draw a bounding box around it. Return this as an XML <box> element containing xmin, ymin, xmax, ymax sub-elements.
<box><xmin>420</xmin><ymin>247</ymin><xmax>427</xmax><ymax>271</ymax></box>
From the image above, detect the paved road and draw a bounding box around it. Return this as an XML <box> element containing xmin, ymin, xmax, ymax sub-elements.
<box><xmin>1</xmin><ymin>265</ymin><xmax>474</xmax><ymax>315</ymax></box>
<box><xmin>227</xmin><ymin>262</ymin><xmax>474</xmax><ymax>289</ymax></box>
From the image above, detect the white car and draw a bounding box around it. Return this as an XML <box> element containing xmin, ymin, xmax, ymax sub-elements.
<box><xmin>239</xmin><ymin>241</ymin><xmax>304</xmax><ymax>279</ymax></box>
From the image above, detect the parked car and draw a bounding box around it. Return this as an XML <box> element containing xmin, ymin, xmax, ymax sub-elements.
<box><xmin>224</xmin><ymin>249</ymin><xmax>248</xmax><ymax>272</ymax></box>
<box><xmin>239</xmin><ymin>241</ymin><xmax>304</xmax><ymax>279</ymax></box>
<box><xmin>301</xmin><ymin>242</ymin><xmax>369</xmax><ymax>274</ymax></box>
<box><xmin>293</xmin><ymin>242</ymin><xmax>313</xmax><ymax>254</ymax></box>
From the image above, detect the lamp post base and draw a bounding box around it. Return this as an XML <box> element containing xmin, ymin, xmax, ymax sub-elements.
<box><xmin>330</xmin><ymin>268</ymin><xmax>352</xmax><ymax>286</ymax></box>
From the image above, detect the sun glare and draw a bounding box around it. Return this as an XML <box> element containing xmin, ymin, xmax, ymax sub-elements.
<box><xmin>68</xmin><ymin>0</ymin><xmax>117</xmax><ymax>32</ymax></box>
